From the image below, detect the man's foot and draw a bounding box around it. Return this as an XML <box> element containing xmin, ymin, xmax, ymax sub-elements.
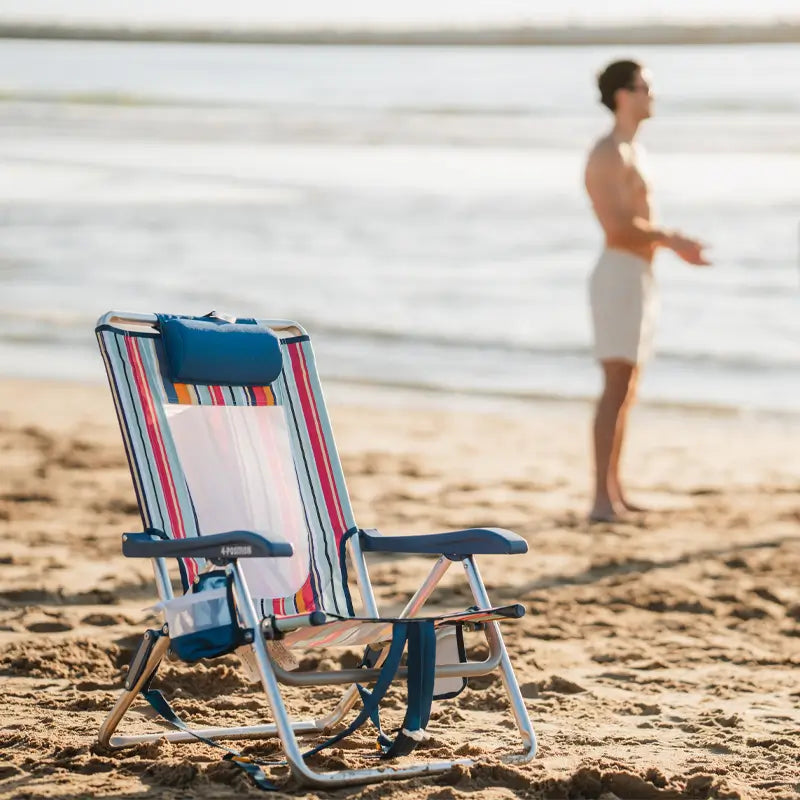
<box><xmin>609</xmin><ymin>482</ymin><xmax>649</xmax><ymax>513</ymax></box>
<box><xmin>619</xmin><ymin>496</ymin><xmax>648</xmax><ymax>513</ymax></box>
<box><xmin>588</xmin><ymin>501</ymin><xmax>625</xmax><ymax>524</ymax></box>
<box><xmin>588</xmin><ymin>510</ymin><xmax>623</xmax><ymax>524</ymax></box>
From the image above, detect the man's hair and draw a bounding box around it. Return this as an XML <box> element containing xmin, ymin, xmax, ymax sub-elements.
<box><xmin>597</xmin><ymin>60</ymin><xmax>642</xmax><ymax>111</ymax></box>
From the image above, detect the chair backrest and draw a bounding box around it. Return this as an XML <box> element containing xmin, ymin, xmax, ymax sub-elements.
<box><xmin>96</xmin><ymin>313</ymin><xmax>357</xmax><ymax>618</ymax></box>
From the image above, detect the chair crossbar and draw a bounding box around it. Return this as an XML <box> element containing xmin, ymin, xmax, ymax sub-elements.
<box><xmin>277</xmin><ymin>605</ymin><xmax>523</xmax><ymax>649</ymax></box>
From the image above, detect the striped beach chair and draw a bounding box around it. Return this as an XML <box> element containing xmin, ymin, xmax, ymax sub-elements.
<box><xmin>95</xmin><ymin>311</ymin><xmax>536</xmax><ymax>789</ymax></box>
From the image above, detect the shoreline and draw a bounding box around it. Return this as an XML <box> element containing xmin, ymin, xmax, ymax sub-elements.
<box><xmin>1</xmin><ymin>22</ymin><xmax>800</xmax><ymax>47</ymax></box>
<box><xmin>1</xmin><ymin>374</ymin><xmax>798</xmax><ymax>425</ymax></box>
<box><xmin>322</xmin><ymin>377</ymin><xmax>800</xmax><ymax>422</ymax></box>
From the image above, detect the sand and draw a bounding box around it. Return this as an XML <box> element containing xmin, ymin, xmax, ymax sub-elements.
<box><xmin>1</xmin><ymin>378</ymin><xmax>799</xmax><ymax>800</ymax></box>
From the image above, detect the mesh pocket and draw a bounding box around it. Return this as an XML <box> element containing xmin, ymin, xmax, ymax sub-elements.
<box><xmin>159</xmin><ymin>573</ymin><xmax>246</xmax><ymax>662</ymax></box>
<box><xmin>163</xmin><ymin>587</ymin><xmax>231</xmax><ymax>638</ymax></box>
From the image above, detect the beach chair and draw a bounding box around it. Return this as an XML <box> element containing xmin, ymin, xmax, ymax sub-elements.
<box><xmin>94</xmin><ymin>311</ymin><xmax>537</xmax><ymax>789</ymax></box>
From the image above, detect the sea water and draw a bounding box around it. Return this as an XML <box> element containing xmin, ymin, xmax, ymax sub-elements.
<box><xmin>0</xmin><ymin>39</ymin><xmax>798</xmax><ymax>412</ymax></box>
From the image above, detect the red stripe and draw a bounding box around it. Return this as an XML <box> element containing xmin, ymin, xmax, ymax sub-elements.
<box><xmin>270</xmin><ymin>576</ymin><xmax>314</xmax><ymax>615</ymax></box>
<box><xmin>300</xmin><ymin>574</ymin><xmax>316</xmax><ymax>612</ymax></box>
<box><xmin>288</xmin><ymin>343</ymin><xmax>347</xmax><ymax>549</ymax></box>
<box><xmin>209</xmin><ymin>385</ymin><xmax>226</xmax><ymax>405</ymax></box>
<box><xmin>126</xmin><ymin>337</ymin><xmax>197</xmax><ymax>584</ymax></box>
<box><xmin>251</xmin><ymin>385</ymin><xmax>269</xmax><ymax>406</ymax></box>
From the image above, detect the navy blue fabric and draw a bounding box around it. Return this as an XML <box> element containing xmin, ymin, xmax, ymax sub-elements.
<box><xmin>337</xmin><ymin>526</ymin><xmax>360</xmax><ymax>617</ymax></box>
<box><xmin>302</xmin><ymin>620</ymin><xmax>411</xmax><ymax>759</ymax></box>
<box><xmin>170</xmin><ymin>625</ymin><xmax>241</xmax><ymax>662</ymax></box>
<box><xmin>359</xmin><ymin>527</ymin><xmax>528</xmax><ymax>556</ymax></box>
<box><xmin>169</xmin><ymin>569</ymin><xmax>249</xmax><ymax>662</ymax></box>
<box><xmin>302</xmin><ymin>620</ymin><xmax>435</xmax><ymax>761</ymax></box>
<box><xmin>158</xmin><ymin>315</ymin><xmax>283</xmax><ymax>386</ymax></box>
<box><xmin>381</xmin><ymin>620</ymin><xmax>436</xmax><ymax>759</ymax></box>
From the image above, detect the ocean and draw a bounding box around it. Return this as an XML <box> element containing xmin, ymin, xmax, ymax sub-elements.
<box><xmin>0</xmin><ymin>38</ymin><xmax>798</xmax><ymax>412</ymax></box>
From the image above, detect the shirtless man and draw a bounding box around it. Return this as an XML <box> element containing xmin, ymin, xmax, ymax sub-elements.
<box><xmin>585</xmin><ymin>60</ymin><xmax>710</xmax><ymax>522</ymax></box>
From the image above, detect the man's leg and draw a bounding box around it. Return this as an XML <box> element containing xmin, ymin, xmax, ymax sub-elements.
<box><xmin>608</xmin><ymin>367</ymin><xmax>642</xmax><ymax>511</ymax></box>
<box><xmin>590</xmin><ymin>360</ymin><xmax>636</xmax><ymax>522</ymax></box>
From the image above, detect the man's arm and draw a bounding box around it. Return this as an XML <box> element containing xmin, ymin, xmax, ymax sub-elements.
<box><xmin>585</xmin><ymin>145</ymin><xmax>710</xmax><ymax>265</ymax></box>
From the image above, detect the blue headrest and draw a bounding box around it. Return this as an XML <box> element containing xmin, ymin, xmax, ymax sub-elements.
<box><xmin>159</xmin><ymin>316</ymin><xmax>283</xmax><ymax>386</ymax></box>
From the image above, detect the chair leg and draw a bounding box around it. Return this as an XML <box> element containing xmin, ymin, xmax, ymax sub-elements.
<box><xmin>462</xmin><ymin>556</ymin><xmax>537</xmax><ymax>762</ymax></box>
<box><xmin>98</xmin><ymin>632</ymin><xmax>171</xmax><ymax>748</ymax></box>
<box><xmin>97</xmin><ymin>630</ymin><xmax>325</xmax><ymax>749</ymax></box>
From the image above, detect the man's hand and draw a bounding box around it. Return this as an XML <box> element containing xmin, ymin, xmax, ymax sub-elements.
<box><xmin>666</xmin><ymin>233</ymin><xmax>712</xmax><ymax>266</ymax></box>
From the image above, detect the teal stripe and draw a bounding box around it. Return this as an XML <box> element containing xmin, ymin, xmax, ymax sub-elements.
<box><xmin>279</xmin><ymin>341</ymin><xmax>349</xmax><ymax>615</ymax></box>
<box><xmin>100</xmin><ymin>330</ymin><xmax>205</xmax><ymax>584</ymax></box>
<box><xmin>272</xmin><ymin>366</ymin><xmax>328</xmax><ymax>613</ymax></box>
<box><xmin>101</xmin><ymin>331</ymin><xmax>162</xmax><ymax>532</ymax></box>
<box><xmin>300</xmin><ymin>340</ymin><xmax>357</xmax><ymax>532</ymax></box>
<box><xmin>194</xmin><ymin>385</ymin><xmax>214</xmax><ymax>405</ymax></box>
<box><xmin>138</xmin><ymin>338</ymin><xmax>200</xmax><ymax>543</ymax></box>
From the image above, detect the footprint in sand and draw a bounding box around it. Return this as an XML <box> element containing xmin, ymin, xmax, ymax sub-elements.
<box><xmin>1</xmin><ymin>490</ymin><xmax>55</xmax><ymax>504</ymax></box>
<box><xmin>543</xmin><ymin>675</ymin><xmax>586</xmax><ymax>695</ymax></box>
<box><xmin>0</xmin><ymin>765</ymin><xmax>22</xmax><ymax>780</ymax></box>
<box><xmin>25</xmin><ymin>618</ymin><xmax>73</xmax><ymax>633</ymax></box>
<box><xmin>81</xmin><ymin>612</ymin><xmax>133</xmax><ymax>627</ymax></box>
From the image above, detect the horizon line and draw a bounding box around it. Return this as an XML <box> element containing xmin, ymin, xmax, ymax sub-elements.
<box><xmin>2</xmin><ymin>20</ymin><xmax>800</xmax><ymax>46</ymax></box>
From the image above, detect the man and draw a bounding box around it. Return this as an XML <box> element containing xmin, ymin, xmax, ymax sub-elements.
<box><xmin>585</xmin><ymin>60</ymin><xmax>710</xmax><ymax>523</ymax></box>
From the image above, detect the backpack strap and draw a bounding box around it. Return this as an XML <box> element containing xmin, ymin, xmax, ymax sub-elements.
<box><xmin>381</xmin><ymin>619</ymin><xmax>437</xmax><ymax>758</ymax></box>
<box><xmin>302</xmin><ymin>619</ymin><xmax>412</xmax><ymax>758</ymax></box>
<box><xmin>302</xmin><ymin>618</ymin><xmax>437</xmax><ymax>760</ymax></box>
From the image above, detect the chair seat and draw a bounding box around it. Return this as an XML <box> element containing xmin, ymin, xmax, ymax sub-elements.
<box><xmin>279</xmin><ymin>604</ymin><xmax>524</xmax><ymax>649</ymax></box>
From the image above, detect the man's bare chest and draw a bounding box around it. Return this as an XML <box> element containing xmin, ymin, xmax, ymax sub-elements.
<box><xmin>624</xmin><ymin>161</ymin><xmax>650</xmax><ymax>204</ymax></box>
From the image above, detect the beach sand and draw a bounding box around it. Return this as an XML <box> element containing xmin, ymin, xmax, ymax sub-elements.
<box><xmin>1</xmin><ymin>378</ymin><xmax>799</xmax><ymax>799</ymax></box>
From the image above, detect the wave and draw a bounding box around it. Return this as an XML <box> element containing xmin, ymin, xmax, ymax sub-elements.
<box><xmin>0</xmin><ymin>316</ymin><xmax>796</xmax><ymax>415</ymax></box>
<box><xmin>0</xmin><ymin>313</ymin><xmax>796</xmax><ymax>372</ymax></box>
<box><xmin>3</xmin><ymin>89</ymin><xmax>799</xmax><ymax>120</ymax></box>
<box><xmin>295</xmin><ymin>320</ymin><xmax>800</xmax><ymax>372</ymax></box>
<box><xmin>0</xmin><ymin>89</ymin><xmax>176</xmax><ymax>107</ymax></box>
<box><xmin>666</xmin><ymin>98</ymin><xmax>800</xmax><ymax>114</ymax></box>
<box><xmin>322</xmin><ymin>374</ymin><xmax>800</xmax><ymax>418</ymax></box>
<box><xmin>1</xmin><ymin>21</ymin><xmax>800</xmax><ymax>47</ymax></box>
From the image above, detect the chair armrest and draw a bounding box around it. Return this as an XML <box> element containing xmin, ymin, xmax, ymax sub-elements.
<box><xmin>358</xmin><ymin>527</ymin><xmax>527</xmax><ymax>557</ymax></box>
<box><xmin>122</xmin><ymin>529</ymin><xmax>293</xmax><ymax>560</ymax></box>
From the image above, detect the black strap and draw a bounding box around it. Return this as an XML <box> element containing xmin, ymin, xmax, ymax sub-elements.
<box><xmin>381</xmin><ymin>620</ymin><xmax>436</xmax><ymax>758</ymax></box>
<box><xmin>302</xmin><ymin>620</ymin><xmax>411</xmax><ymax>758</ymax></box>
<box><xmin>303</xmin><ymin>619</ymin><xmax>437</xmax><ymax>760</ymax></box>
<box><xmin>143</xmin><ymin>689</ymin><xmax>280</xmax><ymax>792</ymax></box>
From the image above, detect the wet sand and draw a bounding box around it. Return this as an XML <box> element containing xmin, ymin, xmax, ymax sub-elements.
<box><xmin>1</xmin><ymin>379</ymin><xmax>799</xmax><ymax>799</ymax></box>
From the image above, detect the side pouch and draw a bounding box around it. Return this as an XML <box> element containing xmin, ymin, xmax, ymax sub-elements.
<box><xmin>432</xmin><ymin>623</ymin><xmax>468</xmax><ymax>700</ymax></box>
<box><xmin>163</xmin><ymin>571</ymin><xmax>252</xmax><ymax>663</ymax></box>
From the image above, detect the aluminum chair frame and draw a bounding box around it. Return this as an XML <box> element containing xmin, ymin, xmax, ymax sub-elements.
<box><xmin>95</xmin><ymin>311</ymin><xmax>537</xmax><ymax>788</ymax></box>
